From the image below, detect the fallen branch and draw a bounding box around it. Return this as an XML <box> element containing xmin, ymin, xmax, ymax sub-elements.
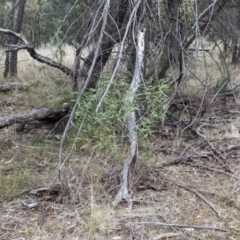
<box><xmin>135</xmin><ymin>222</ymin><xmax>228</xmax><ymax>232</ymax></box>
<box><xmin>176</xmin><ymin>183</ymin><xmax>222</xmax><ymax>219</ymax></box>
<box><xmin>224</xmin><ymin>144</ymin><xmax>240</xmax><ymax>153</ymax></box>
<box><xmin>195</xmin><ymin>124</ymin><xmax>234</xmax><ymax>173</ymax></box>
<box><xmin>153</xmin><ymin>233</ymin><xmax>181</xmax><ymax>240</ymax></box>
<box><xmin>0</xmin><ymin>28</ymin><xmax>72</xmax><ymax>76</ymax></box>
<box><xmin>0</xmin><ymin>103</ymin><xmax>71</xmax><ymax>129</ymax></box>
<box><xmin>195</xmin><ymin>124</ymin><xmax>225</xmax><ymax>160</ymax></box>
<box><xmin>0</xmin><ymin>84</ymin><xmax>26</xmax><ymax>93</ymax></box>
<box><xmin>161</xmin><ymin>146</ymin><xmax>192</xmax><ymax>167</ymax></box>
<box><xmin>160</xmin><ymin>174</ymin><xmax>223</xmax><ymax>219</ymax></box>
<box><xmin>186</xmin><ymin>163</ymin><xmax>240</xmax><ymax>180</ymax></box>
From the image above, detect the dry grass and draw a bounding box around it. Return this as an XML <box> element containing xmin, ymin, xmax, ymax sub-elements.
<box><xmin>0</xmin><ymin>45</ymin><xmax>240</xmax><ymax>239</ymax></box>
<box><xmin>183</xmin><ymin>41</ymin><xmax>240</xmax><ymax>99</ymax></box>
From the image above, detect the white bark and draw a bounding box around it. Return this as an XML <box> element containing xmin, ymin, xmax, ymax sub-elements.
<box><xmin>113</xmin><ymin>28</ymin><xmax>145</xmax><ymax>208</ymax></box>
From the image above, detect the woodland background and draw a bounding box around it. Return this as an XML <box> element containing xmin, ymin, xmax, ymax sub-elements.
<box><xmin>1</xmin><ymin>0</ymin><xmax>240</xmax><ymax>239</ymax></box>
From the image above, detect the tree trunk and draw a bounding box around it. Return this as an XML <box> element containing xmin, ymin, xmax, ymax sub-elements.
<box><xmin>9</xmin><ymin>0</ymin><xmax>26</xmax><ymax>77</ymax></box>
<box><xmin>0</xmin><ymin>103</ymin><xmax>71</xmax><ymax>130</ymax></box>
<box><xmin>157</xmin><ymin>0</ymin><xmax>228</xmax><ymax>81</ymax></box>
<box><xmin>3</xmin><ymin>0</ymin><xmax>16</xmax><ymax>78</ymax></box>
<box><xmin>167</xmin><ymin>0</ymin><xmax>182</xmax><ymax>65</ymax></box>
<box><xmin>232</xmin><ymin>45</ymin><xmax>238</xmax><ymax>65</ymax></box>
<box><xmin>81</xmin><ymin>0</ymin><xmax>129</xmax><ymax>90</ymax></box>
<box><xmin>113</xmin><ymin>27</ymin><xmax>145</xmax><ymax>208</ymax></box>
<box><xmin>4</xmin><ymin>52</ymin><xmax>10</xmax><ymax>78</ymax></box>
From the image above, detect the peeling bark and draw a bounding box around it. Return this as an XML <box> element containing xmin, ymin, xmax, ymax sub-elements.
<box><xmin>0</xmin><ymin>103</ymin><xmax>71</xmax><ymax>129</ymax></box>
<box><xmin>0</xmin><ymin>84</ymin><xmax>26</xmax><ymax>92</ymax></box>
<box><xmin>113</xmin><ymin>28</ymin><xmax>145</xmax><ymax>208</ymax></box>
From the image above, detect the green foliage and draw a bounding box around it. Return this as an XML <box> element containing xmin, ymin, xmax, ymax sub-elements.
<box><xmin>181</xmin><ymin>1</ymin><xmax>195</xmax><ymax>25</ymax></box>
<box><xmin>72</xmin><ymin>79</ymin><xmax>128</xmax><ymax>154</ymax></box>
<box><xmin>0</xmin><ymin>0</ymin><xmax>88</xmax><ymax>46</ymax></box>
<box><xmin>71</xmin><ymin>76</ymin><xmax>169</xmax><ymax>155</ymax></box>
<box><xmin>38</xmin><ymin>0</ymin><xmax>88</xmax><ymax>44</ymax></box>
<box><xmin>138</xmin><ymin>81</ymin><xmax>169</xmax><ymax>137</ymax></box>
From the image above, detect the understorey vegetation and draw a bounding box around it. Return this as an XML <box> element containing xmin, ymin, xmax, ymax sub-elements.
<box><xmin>1</xmin><ymin>0</ymin><xmax>240</xmax><ymax>239</ymax></box>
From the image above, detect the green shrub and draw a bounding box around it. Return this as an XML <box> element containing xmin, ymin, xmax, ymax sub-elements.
<box><xmin>70</xmin><ymin>76</ymin><xmax>169</xmax><ymax>155</ymax></box>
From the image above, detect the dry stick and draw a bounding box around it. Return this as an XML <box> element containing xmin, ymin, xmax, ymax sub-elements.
<box><xmin>225</xmin><ymin>144</ymin><xmax>240</xmax><ymax>152</ymax></box>
<box><xmin>58</xmin><ymin>0</ymin><xmax>110</xmax><ymax>175</ymax></box>
<box><xmin>0</xmin><ymin>84</ymin><xmax>26</xmax><ymax>92</ymax></box>
<box><xmin>112</xmin><ymin>26</ymin><xmax>145</xmax><ymax>208</ymax></box>
<box><xmin>186</xmin><ymin>162</ymin><xmax>240</xmax><ymax>180</ymax></box>
<box><xmin>162</xmin><ymin>152</ymin><xmax>239</xmax><ymax>179</ymax></box>
<box><xmin>157</xmin><ymin>215</ymin><xmax>190</xmax><ymax>240</ymax></box>
<box><xmin>196</xmin><ymin>124</ymin><xmax>224</xmax><ymax>159</ymax></box>
<box><xmin>134</xmin><ymin>222</ymin><xmax>228</xmax><ymax>232</ymax></box>
<box><xmin>0</xmin><ymin>28</ymin><xmax>73</xmax><ymax>76</ymax></box>
<box><xmin>195</xmin><ymin>124</ymin><xmax>234</xmax><ymax>174</ymax></box>
<box><xmin>161</xmin><ymin>146</ymin><xmax>192</xmax><ymax>167</ymax></box>
<box><xmin>175</xmin><ymin>183</ymin><xmax>222</xmax><ymax>219</ymax></box>
<box><xmin>153</xmin><ymin>233</ymin><xmax>185</xmax><ymax>240</ymax></box>
<box><xmin>160</xmin><ymin>174</ymin><xmax>222</xmax><ymax>219</ymax></box>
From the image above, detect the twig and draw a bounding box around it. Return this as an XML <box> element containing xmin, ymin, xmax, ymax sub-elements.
<box><xmin>161</xmin><ymin>146</ymin><xmax>192</xmax><ymax>167</ymax></box>
<box><xmin>195</xmin><ymin>124</ymin><xmax>234</xmax><ymax>173</ymax></box>
<box><xmin>176</xmin><ymin>183</ymin><xmax>222</xmax><ymax>219</ymax></box>
<box><xmin>221</xmin><ymin>83</ymin><xmax>240</xmax><ymax>93</ymax></box>
<box><xmin>196</xmin><ymin>124</ymin><xmax>225</xmax><ymax>159</ymax></box>
<box><xmin>153</xmin><ymin>233</ymin><xmax>181</xmax><ymax>240</ymax></box>
<box><xmin>225</xmin><ymin>144</ymin><xmax>240</xmax><ymax>152</ymax></box>
<box><xmin>186</xmin><ymin>162</ymin><xmax>240</xmax><ymax>180</ymax></box>
<box><xmin>134</xmin><ymin>222</ymin><xmax>228</xmax><ymax>232</ymax></box>
<box><xmin>0</xmin><ymin>28</ymin><xmax>72</xmax><ymax>76</ymax></box>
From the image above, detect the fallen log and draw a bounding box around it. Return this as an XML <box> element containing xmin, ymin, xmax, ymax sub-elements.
<box><xmin>0</xmin><ymin>84</ymin><xmax>26</xmax><ymax>93</ymax></box>
<box><xmin>0</xmin><ymin>103</ymin><xmax>72</xmax><ymax>131</ymax></box>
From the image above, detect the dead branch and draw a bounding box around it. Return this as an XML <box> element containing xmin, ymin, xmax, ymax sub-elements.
<box><xmin>0</xmin><ymin>84</ymin><xmax>26</xmax><ymax>92</ymax></box>
<box><xmin>224</xmin><ymin>144</ymin><xmax>240</xmax><ymax>152</ymax></box>
<box><xmin>0</xmin><ymin>28</ymin><xmax>72</xmax><ymax>76</ymax></box>
<box><xmin>195</xmin><ymin>124</ymin><xmax>224</xmax><ymax>158</ymax></box>
<box><xmin>113</xmin><ymin>27</ymin><xmax>145</xmax><ymax>208</ymax></box>
<box><xmin>156</xmin><ymin>0</ymin><xmax>228</xmax><ymax>81</ymax></box>
<box><xmin>0</xmin><ymin>103</ymin><xmax>71</xmax><ymax>129</ymax></box>
<box><xmin>153</xmin><ymin>233</ymin><xmax>181</xmax><ymax>240</ymax></box>
<box><xmin>195</xmin><ymin>124</ymin><xmax>234</xmax><ymax>173</ymax></box>
<box><xmin>176</xmin><ymin>183</ymin><xmax>222</xmax><ymax>218</ymax></box>
<box><xmin>134</xmin><ymin>222</ymin><xmax>228</xmax><ymax>232</ymax></box>
<box><xmin>186</xmin><ymin>163</ymin><xmax>240</xmax><ymax>180</ymax></box>
<box><xmin>161</xmin><ymin>146</ymin><xmax>192</xmax><ymax>167</ymax></box>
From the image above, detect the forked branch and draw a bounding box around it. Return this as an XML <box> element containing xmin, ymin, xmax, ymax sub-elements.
<box><xmin>0</xmin><ymin>28</ymin><xmax>72</xmax><ymax>76</ymax></box>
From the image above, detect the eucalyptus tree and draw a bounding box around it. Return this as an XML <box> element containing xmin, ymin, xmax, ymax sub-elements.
<box><xmin>3</xmin><ymin>0</ymin><xmax>26</xmax><ymax>78</ymax></box>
